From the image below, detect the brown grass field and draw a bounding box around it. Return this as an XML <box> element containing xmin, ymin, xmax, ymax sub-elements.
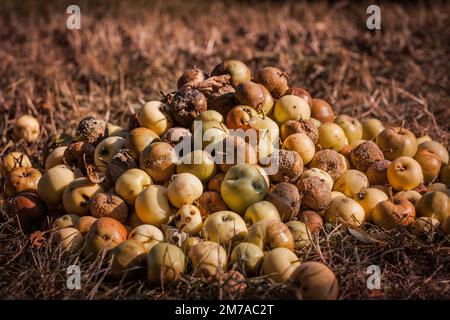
<box><xmin>0</xmin><ymin>0</ymin><xmax>449</xmax><ymax>299</ymax></box>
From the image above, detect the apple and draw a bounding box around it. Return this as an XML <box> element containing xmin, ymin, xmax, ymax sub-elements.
<box><xmin>52</xmin><ymin>227</ymin><xmax>84</xmax><ymax>254</ymax></box>
<box><xmin>135</xmin><ymin>185</ymin><xmax>173</xmax><ymax>227</ymax></box>
<box><xmin>372</xmin><ymin>199</ymin><xmax>416</xmax><ymax>229</ymax></box>
<box><xmin>74</xmin><ymin>216</ymin><xmax>97</xmax><ymax>236</ymax></box>
<box><xmin>265</xmin><ymin>182</ymin><xmax>301</xmax><ymax>222</ymax></box>
<box><xmin>176</xmin><ymin>150</ymin><xmax>216</xmax><ymax>183</ymax></box>
<box><xmin>317</xmin><ymin>123</ymin><xmax>348</xmax><ymax>152</ymax></box>
<box><xmin>195</xmin><ymin>110</ymin><xmax>224</xmax><ymax>124</ymax></box>
<box><xmin>175</xmin><ymin>205</ymin><xmax>203</xmax><ymax>235</ymax></box>
<box><xmin>375</xmin><ymin>127</ymin><xmax>418</xmax><ymax>160</ymax></box>
<box><xmin>62</xmin><ymin>177</ymin><xmax>102</xmax><ymax>215</ymax></box>
<box><xmin>225</xmin><ymin>105</ymin><xmax>259</xmax><ymax>130</ymax></box>
<box><xmin>350</xmin><ymin>141</ymin><xmax>384</xmax><ymax>172</ymax></box>
<box><xmin>310</xmin><ymin>149</ymin><xmax>347</xmax><ymax>182</ymax></box>
<box><xmin>409</xmin><ymin>217</ymin><xmax>440</xmax><ymax>238</ymax></box>
<box><xmin>14</xmin><ymin>115</ymin><xmax>40</xmax><ymax>142</ymax></box>
<box><xmin>195</xmin><ymin>191</ymin><xmax>228</xmax><ymax>219</ymax></box>
<box><xmin>393</xmin><ymin>190</ymin><xmax>422</xmax><ymax>207</ymax></box>
<box><xmin>414</xmin><ymin>149</ymin><xmax>442</xmax><ymax>183</ymax></box>
<box><xmin>333</xmin><ymin>170</ymin><xmax>369</xmax><ymax>198</ymax></box>
<box><xmin>125</xmin><ymin>127</ymin><xmax>160</xmax><ymax>160</ymax></box>
<box><xmin>335</xmin><ymin>115</ymin><xmax>363</xmax><ymax>143</ymax></box>
<box><xmin>115</xmin><ymin>168</ymin><xmax>152</xmax><ymax>205</ymax></box>
<box><xmin>288</xmin><ymin>262</ymin><xmax>339</xmax><ymax>300</ymax></box>
<box><xmin>440</xmin><ymin>164</ymin><xmax>450</xmax><ymax>185</ymax></box>
<box><xmin>216</xmin><ymin>135</ymin><xmax>257</xmax><ymax>172</ymax></box>
<box><xmin>4</xmin><ymin>167</ymin><xmax>41</xmax><ymax>197</ymax></box>
<box><xmin>248</xmin><ymin>116</ymin><xmax>279</xmax><ymax>160</ymax></box>
<box><xmin>211</xmin><ymin>60</ymin><xmax>251</xmax><ymax>87</ymax></box>
<box><xmin>269</xmin><ymin>149</ymin><xmax>303</xmax><ymax>184</ymax></box>
<box><xmin>107</xmin><ymin>122</ymin><xmax>124</xmax><ymax>136</ymax></box>
<box><xmin>221</xmin><ymin>164</ymin><xmax>269</xmax><ymax>214</ymax></box>
<box><xmin>387</xmin><ymin>156</ymin><xmax>423</xmax><ymax>191</ymax></box>
<box><xmin>94</xmin><ymin>136</ymin><xmax>126</xmax><ymax>172</ymax></box>
<box><xmin>285</xmin><ymin>87</ymin><xmax>312</xmax><ymax>106</ymax></box>
<box><xmin>90</xmin><ymin>192</ymin><xmax>128</xmax><ymax>223</ymax></box>
<box><xmin>37</xmin><ymin>165</ymin><xmax>76</xmax><ymax>205</ymax></box>
<box><xmin>139</xmin><ymin>142</ymin><xmax>176</xmax><ymax>182</ymax></box>
<box><xmin>299</xmin><ymin>168</ymin><xmax>334</xmax><ymax>191</ymax></box>
<box><xmin>298</xmin><ymin>210</ymin><xmax>323</xmax><ymax>233</ymax></box>
<box><xmin>274</xmin><ymin>95</ymin><xmax>311</xmax><ymax>124</ymax></box>
<box><xmin>286</xmin><ymin>221</ymin><xmax>311</xmax><ymax>249</ymax></box>
<box><xmin>415</xmin><ymin>190</ymin><xmax>449</xmax><ymax>222</ymax></box>
<box><xmin>282</xmin><ymin>132</ymin><xmax>315</xmax><ymax>165</ymax></box>
<box><xmin>230</xmin><ymin>242</ymin><xmax>264</xmax><ymax>275</ymax></box>
<box><xmin>110</xmin><ymin>239</ymin><xmax>147</xmax><ymax>280</ymax></box>
<box><xmin>262</xmin><ymin>248</ymin><xmax>300</xmax><ymax>283</ymax></box>
<box><xmin>188</xmin><ymin>241</ymin><xmax>228</xmax><ymax>276</ymax></box>
<box><xmin>199</xmin><ymin>121</ymin><xmax>229</xmax><ymax>149</ymax></box>
<box><xmin>259</xmin><ymin>84</ymin><xmax>275</xmax><ymax>115</ymax></box>
<box><xmin>361</xmin><ymin>118</ymin><xmax>385</xmax><ymax>140</ymax></box>
<box><xmin>1</xmin><ymin>152</ymin><xmax>32</xmax><ymax>174</ymax></box>
<box><xmin>296</xmin><ymin>176</ymin><xmax>332</xmax><ymax>211</ymax></box>
<box><xmin>417</xmin><ymin>141</ymin><xmax>449</xmax><ymax>164</ymax></box>
<box><xmin>310</xmin><ymin>99</ymin><xmax>334</xmax><ymax>123</ymax></box>
<box><xmin>244</xmin><ymin>201</ymin><xmax>281</xmax><ymax>225</ymax></box>
<box><xmin>181</xmin><ymin>236</ymin><xmax>202</xmax><ymax>256</ymax></box>
<box><xmin>45</xmin><ymin>146</ymin><xmax>67</xmax><ymax>170</ymax></box>
<box><xmin>416</xmin><ymin>135</ymin><xmax>432</xmax><ymax>145</ymax></box>
<box><xmin>138</xmin><ymin>101</ymin><xmax>173</xmax><ymax>136</ymax></box>
<box><xmin>280</xmin><ymin>119</ymin><xmax>318</xmax><ymax>144</ymax></box>
<box><xmin>6</xmin><ymin>192</ymin><xmax>46</xmax><ymax>233</ymax></box>
<box><xmin>202</xmin><ymin>211</ymin><xmax>247</xmax><ymax>244</ymax></box>
<box><xmin>324</xmin><ymin>196</ymin><xmax>365</xmax><ymax>226</ymax></box>
<box><xmin>353</xmin><ymin>188</ymin><xmax>388</xmax><ymax>222</ymax></box>
<box><xmin>52</xmin><ymin>214</ymin><xmax>80</xmax><ymax>229</ymax></box>
<box><xmin>146</xmin><ymin>242</ymin><xmax>186</xmax><ymax>283</ymax></box>
<box><xmin>167</xmin><ymin>173</ymin><xmax>203</xmax><ymax>208</ymax></box>
<box><xmin>366</xmin><ymin>160</ymin><xmax>391</xmax><ymax>186</ymax></box>
<box><xmin>83</xmin><ymin>217</ymin><xmax>127</xmax><ymax>260</ymax></box>
<box><xmin>331</xmin><ymin>191</ymin><xmax>346</xmax><ymax>199</ymax></box>
<box><xmin>247</xmin><ymin>220</ymin><xmax>294</xmax><ymax>251</ymax></box>
<box><xmin>128</xmin><ymin>224</ymin><xmax>164</xmax><ymax>252</ymax></box>
<box><xmin>208</xmin><ymin>173</ymin><xmax>225</xmax><ymax>192</ymax></box>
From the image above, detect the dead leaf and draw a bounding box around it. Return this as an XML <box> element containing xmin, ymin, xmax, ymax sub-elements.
<box><xmin>348</xmin><ymin>227</ymin><xmax>384</xmax><ymax>244</ymax></box>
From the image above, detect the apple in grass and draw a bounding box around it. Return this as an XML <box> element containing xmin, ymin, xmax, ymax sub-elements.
<box><xmin>52</xmin><ymin>227</ymin><xmax>84</xmax><ymax>254</ymax></box>
<box><xmin>372</xmin><ymin>199</ymin><xmax>416</xmax><ymax>229</ymax></box>
<box><xmin>128</xmin><ymin>224</ymin><xmax>164</xmax><ymax>252</ymax></box>
<box><xmin>4</xmin><ymin>167</ymin><xmax>41</xmax><ymax>197</ymax></box>
<box><xmin>6</xmin><ymin>192</ymin><xmax>47</xmax><ymax>233</ymax></box>
<box><xmin>1</xmin><ymin>151</ymin><xmax>32</xmax><ymax>174</ymax></box>
<box><xmin>13</xmin><ymin>115</ymin><xmax>40</xmax><ymax>143</ymax></box>
<box><xmin>324</xmin><ymin>196</ymin><xmax>365</xmax><ymax>226</ymax></box>
<box><xmin>220</xmin><ymin>164</ymin><xmax>269</xmax><ymax>214</ymax></box>
<box><xmin>110</xmin><ymin>239</ymin><xmax>147</xmax><ymax>280</ymax></box>
<box><xmin>202</xmin><ymin>211</ymin><xmax>247</xmax><ymax>244</ymax></box>
<box><xmin>146</xmin><ymin>242</ymin><xmax>186</xmax><ymax>283</ymax></box>
<box><xmin>188</xmin><ymin>241</ymin><xmax>228</xmax><ymax>277</ymax></box>
<box><xmin>230</xmin><ymin>242</ymin><xmax>264</xmax><ymax>275</ymax></box>
<box><xmin>262</xmin><ymin>247</ymin><xmax>300</xmax><ymax>283</ymax></box>
<box><xmin>45</xmin><ymin>146</ymin><xmax>67</xmax><ymax>170</ymax></box>
<box><xmin>83</xmin><ymin>217</ymin><xmax>127</xmax><ymax>260</ymax></box>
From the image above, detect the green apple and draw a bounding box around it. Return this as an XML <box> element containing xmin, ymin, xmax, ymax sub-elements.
<box><xmin>221</xmin><ymin>164</ymin><xmax>269</xmax><ymax>214</ymax></box>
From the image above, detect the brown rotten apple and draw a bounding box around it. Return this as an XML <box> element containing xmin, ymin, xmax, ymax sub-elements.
<box><xmin>90</xmin><ymin>192</ymin><xmax>128</xmax><ymax>223</ymax></box>
<box><xmin>310</xmin><ymin>149</ymin><xmax>347</xmax><ymax>181</ymax></box>
<box><xmin>366</xmin><ymin>160</ymin><xmax>391</xmax><ymax>186</ymax></box>
<box><xmin>4</xmin><ymin>167</ymin><xmax>41</xmax><ymax>197</ymax></box>
<box><xmin>270</xmin><ymin>149</ymin><xmax>303</xmax><ymax>184</ymax></box>
<box><xmin>288</xmin><ymin>262</ymin><xmax>339</xmax><ymax>300</ymax></box>
<box><xmin>280</xmin><ymin>119</ymin><xmax>318</xmax><ymax>144</ymax></box>
<box><xmin>265</xmin><ymin>182</ymin><xmax>301</xmax><ymax>222</ymax></box>
<box><xmin>195</xmin><ymin>191</ymin><xmax>228</xmax><ymax>219</ymax></box>
<box><xmin>351</xmin><ymin>141</ymin><xmax>384</xmax><ymax>172</ymax></box>
<box><xmin>139</xmin><ymin>142</ymin><xmax>176</xmax><ymax>182</ymax></box>
<box><xmin>83</xmin><ymin>217</ymin><xmax>127</xmax><ymax>260</ymax></box>
<box><xmin>296</xmin><ymin>176</ymin><xmax>332</xmax><ymax>211</ymax></box>
<box><xmin>255</xmin><ymin>66</ymin><xmax>289</xmax><ymax>99</ymax></box>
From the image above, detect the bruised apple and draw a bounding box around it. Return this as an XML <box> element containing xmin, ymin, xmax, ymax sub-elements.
<box><xmin>372</xmin><ymin>199</ymin><xmax>415</xmax><ymax>229</ymax></box>
<box><xmin>202</xmin><ymin>211</ymin><xmax>247</xmax><ymax>244</ymax></box>
<box><xmin>244</xmin><ymin>201</ymin><xmax>281</xmax><ymax>225</ymax></box>
<box><xmin>115</xmin><ymin>168</ymin><xmax>152</xmax><ymax>205</ymax></box>
<box><xmin>62</xmin><ymin>178</ymin><xmax>102</xmax><ymax>215</ymax></box>
<box><xmin>128</xmin><ymin>224</ymin><xmax>164</xmax><ymax>252</ymax></box>
<box><xmin>4</xmin><ymin>167</ymin><xmax>41</xmax><ymax>197</ymax></box>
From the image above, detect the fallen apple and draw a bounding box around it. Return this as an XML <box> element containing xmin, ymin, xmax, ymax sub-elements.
<box><xmin>202</xmin><ymin>211</ymin><xmax>248</xmax><ymax>244</ymax></box>
<box><xmin>375</xmin><ymin>127</ymin><xmax>418</xmax><ymax>160</ymax></box>
<box><xmin>45</xmin><ymin>146</ymin><xmax>67</xmax><ymax>170</ymax></box>
<box><xmin>4</xmin><ymin>167</ymin><xmax>41</xmax><ymax>197</ymax></box>
<box><xmin>262</xmin><ymin>247</ymin><xmax>300</xmax><ymax>283</ymax></box>
<box><xmin>324</xmin><ymin>196</ymin><xmax>365</xmax><ymax>226</ymax></box>
<box><xmin>176</xmin><ymin>150</ymin><xmax>216</xmax><ymax>183</ymax></box>
<box><xmin>6</xmin><ymin>192</ymin><xmax>47</xmax><ymax>233</ymax></box>
<box><xmin>74</xmin><ymin>216</ymin><xmax>97</xmax><ymax>236</ymax></box>
<box><xmin>189</xmin><ymin>241</ymin><xmax>228</xmax><ymax>277</ymax></box>
<box><xmin>175</xmin><ymin>204</ymin><xmax>203</xmax><ymax>235</ymax></box>
<box><xmin>414</xmin><ymin>149</ymin><xmax>442</xmax><ymax>183</ymax></box>
<box><xmin>128</xmin><ymin>224</ymin><xmax>164</xmax><ymax>252</ymax></box>
<box><xmin>37</xmin><ymin>165</ymin><xmax>76</xmax><ymax>205</ymax></box>
<box><xmin>230</xmin><ymin>242</ymin><xmax>264</xmax><ymax>275</ymax></box>
<box><xmin>415</xmin><ymin>190</ymin><xmax>449</xmax><ymax>222</ymax></box>
<box><xmin>52</xmin><ymin>227</ymin><xmax>84</xmax><ymax>254</ymax></box>
<box><xmin>409</xmin><ymin>217</ymin><xmax>440</xmax><ymax>238</ymax></box>
<box><xmin>94</xmin><ymin>136</ymin><xmax>126</xmax><ymax>172</ymax></box>
<box><xmin>310</xmin><ymin>99</ymin><xmax>335</xmax><ymax>123</ymax></box>
<box><xmin>372</xmin><ymin>199</ymin><xmax>416</xmax><ymax>229</ymax></box>
<box><xmin>244</xmin><ymin>201</ymin><xmax>281</xmax><ymax>226</ymax></box>
<box><xmin>298</xmin><ymin>210</ymin><xmax>323</xmax><ymax>233</ymax></box>
<box><xmin>62</xmin><ymin>177</ymin><xmax>102</xmax><ymax>215</ymax></box>
<box><xmin>110</xmin><ymin>239</ymin><xmax>147</xmax><ymax>280</ymax></box>
<box><xmin>1</xmin><ymin>151</ymin><xmax>32</xmax><ymax>174</ymax></box>
<box><xmin>195</xmin><ymin>191</ymin><xmax>229</xmax><ymax>219</ymax></box>
<box><xmin>146</xmin><ymin>242</ymin><xmax>186</xmax><ymax>283</ymax></box>
<box><xmin>135</xmin><ymin>185</ymin><xmax>173</xmax><ymax>227</ymax></box>
<box><xmin>417</xmin><ymin>140</ymin><xmax>449</xmax><ymax>164</ymax></box>
<box><xmin>282</xmin><ymin>132</ymin><xmax>315</xmax><ymax>165</ymax></box>
<box><xmin>387</xmin><ymin>156</ymin><xmax>423</xmax><ymax>191</ymax></box>
<box><xmin>125</xmin><ymin>127</ymin><xmax>160</xmax><ymax>160</ymax></box>
<box><xmin>139</xmin><ymin>142</ymin><xmax>176</xmax><ymax>182</ymax></box>
<box><xmin>299</xmin><ymin>168</ymin><xmax>334</xmax><ymax>191</ymax></box>
<box><xmin>138</xmin><ymin>101</ymin><xmax>173</xmax><ymax>136</ymax></box>
<box><xmin>13</xmin><ymin>115</ymin><xmax>40</xmax><ymax>142</ymax></box>
<box><xmin>353</xmin><ymin>188</ymin><xmax>389</xmax><ymax>223</ymax></box>
<box><xmin>247</xmin><ymin>220</ymin><xmax>294</xmax><ymax>251</ymax></box>
<box><xmin>317</xmin><ymin>123</ymin><xmax>348</xmax><ymax>152</ymax></box>
<box><xmin>333</xmin><ymin>170</ymin><xmax>369</xmax><ymax>198</ymax></box>
<box><xmin>285</xmin><ymin>221</ymin><xmax>311</xmax><ymax>250</ymax></box>
<box><xmin>167</xmin><ymin>173</ymin><xmax>203</xmax><ymax>208</ymax></box>
<box><xmin>115</xmin><ymin>168</ymin><xmax>152</xmax><ymax>205</ymax></box>
<box><xmin>335</xmin><ymin>115</ymin><xmax>363</xmax><ymax>144</ymax></box>
<box><xmin>52</xmin><ymin>214</ymin><xmax>80</xmax><ymax>229</ymax></box>
<box><xmin>265</xmin><ymin>182</ymin><xmax>301</xmax><ymax>222</ymax></box>
<box><xmin>273</xmin><ymin>95</ymin><xmax>311</xmax><ymax>124</ymax></box>
<box><xmin>361</xmin><ymin>118</ymin><xmax>385</xmax><ymax>140</ymax></box>
<box><xmin>90</xmin><ymin>192</ymin><xmax>128</xmax><ymax>223</ymax></box>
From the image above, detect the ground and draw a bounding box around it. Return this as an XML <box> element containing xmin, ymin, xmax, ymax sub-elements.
<box><xmin>0</xmin><ymin>0</ymin><xmax>449</xmax><ymax>299</ymax></box>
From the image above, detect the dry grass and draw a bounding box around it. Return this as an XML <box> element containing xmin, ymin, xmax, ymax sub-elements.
<box><xmin>0</xmin><ymin>0</ymin><xmax>449</xmax><ymax>299</ymax></box>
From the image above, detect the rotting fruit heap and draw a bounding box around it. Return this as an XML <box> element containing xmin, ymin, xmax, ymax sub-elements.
<box><xmin>2</xmin><ymin>60</ymin><xmax>450</xmax><ymax>300</ymax></box>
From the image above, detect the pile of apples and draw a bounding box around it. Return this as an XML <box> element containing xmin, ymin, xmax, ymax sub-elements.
<box><xmin>2</xmin><ymin>60</ymin><xmax>449</xmax><ymax>300</ymax></box>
